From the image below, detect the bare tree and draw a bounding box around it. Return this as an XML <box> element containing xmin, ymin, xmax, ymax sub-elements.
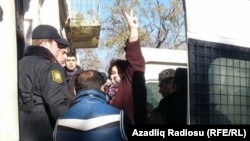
<box><xmin>101</xmin><ymin>0</ymin><xmax>186</xmax><ymax>51</ymax></box>
<box><xmin>78</xmin><ymin>0</ymin><xmax>186</xmax><ymax>71</ymax></box>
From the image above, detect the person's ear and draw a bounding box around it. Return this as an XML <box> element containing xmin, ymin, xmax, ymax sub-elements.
<box><xmin>41</xmin><ymin>39</ymin><xmax>51</xmax><ymax>48</ymax></box>
<box><xmin>100</xmin><ymin>84</ymin><xmax>105</xmax><ymax>92</ymax></box>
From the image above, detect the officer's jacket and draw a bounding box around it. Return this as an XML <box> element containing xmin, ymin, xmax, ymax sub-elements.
<box><xmin>18</xmin><ymin>46</ymin><xmax>69</xmax><ymax>141</ymax></box>
<box><xmin>53</xmin><ymin>89</ymin><xmax>131</xmax><ymax>141</ymax></box>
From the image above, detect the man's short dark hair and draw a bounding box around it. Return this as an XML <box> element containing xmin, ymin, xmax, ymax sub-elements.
<box><xmin>67</xmin><ymin>52</ymin><xmax>77</xmax><ymax>58</ymax></box>
<box><xmin>75</xmin><ymin>70</ymin><xmax>106</xmax><ymax>93</ymax></box>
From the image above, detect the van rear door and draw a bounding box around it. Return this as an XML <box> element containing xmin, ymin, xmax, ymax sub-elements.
<box><xmin>184</xmin><ymin>0</ymin><xmax>250</xmax><ymax>124</ymax></box>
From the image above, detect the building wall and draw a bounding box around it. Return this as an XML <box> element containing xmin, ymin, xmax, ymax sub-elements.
<box><xmin>0</xmin><ymin>1</ymin><xmax>19</xmax><ymax>140</ymax></box>
<box><xmin>0</xmin><ymin>1</ymin><xmax>68</xmax><ymax>140</ymax></box>
<box><xmin>23</xmin><ymin>0</ymin><xmax>67</xmax><ymax>47</ymax></box>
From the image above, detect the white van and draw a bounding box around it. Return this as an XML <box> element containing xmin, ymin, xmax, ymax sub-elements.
<box><xmin>143</xmin><ymin>0</ymin><xmax>250</xmax><ymax>125</ymax></box>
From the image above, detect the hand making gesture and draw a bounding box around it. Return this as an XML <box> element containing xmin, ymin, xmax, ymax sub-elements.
<box><xmin>125</xmin><ymin>9</ymin><xmax>139</xmax><ymax>42</ymax></box>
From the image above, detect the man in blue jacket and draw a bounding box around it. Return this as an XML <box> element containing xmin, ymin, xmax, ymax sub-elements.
<box><xmin>53</xmin><ymin>70</ymin><xmax>131</xmax><ymax>141</ymax></box>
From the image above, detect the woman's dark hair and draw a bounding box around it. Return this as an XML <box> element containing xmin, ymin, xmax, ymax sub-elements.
<box><xmin>107</xmin><ymin>59</ymin><xmax>128</xmax><ymax>78</ymax></box>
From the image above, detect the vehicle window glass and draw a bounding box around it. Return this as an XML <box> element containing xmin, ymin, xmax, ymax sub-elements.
<box><xmin>209</xmin><ymin>58</ymin><xmax>250</xmax><ymax>124</ymax></box>
<box><xmin>146</xmin><ymin>82</ymin><xmax>162</xmax><ymax>108</ymax></box>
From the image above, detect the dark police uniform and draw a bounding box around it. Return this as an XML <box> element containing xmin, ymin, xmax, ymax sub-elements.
<box><xmin>19</xmin><ymin>46</ymin><xmax>69</xmax><ymax>141</ymax></box>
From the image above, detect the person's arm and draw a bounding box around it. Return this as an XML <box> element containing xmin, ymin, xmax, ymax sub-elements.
<box><xmin>124</xmin><ymin>9</ymin><xmax>144</xmax><ymax>72</ymax></box>
<box><xmin>124</xmin><ymin>10</ymin><xmax>147</xmax><ymax>125</ymax></box>
<box><xmin>41</xmin><ymin>64</ymin><xmax>69</xmax><ymax>119</ymax></box>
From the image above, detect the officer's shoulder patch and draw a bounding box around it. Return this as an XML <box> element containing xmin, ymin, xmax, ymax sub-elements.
<box><xmin>51</xmin><ymin>70</ymin><xmax>63</xmax><ymax>83</ymax></box>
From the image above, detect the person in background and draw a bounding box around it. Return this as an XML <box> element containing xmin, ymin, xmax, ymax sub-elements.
<box><xmin>105</xmin><ymin>9</ymin><xmax>147</xmax><ymax>124</ymax></box>
<box><xmin>18</xmin><ymin>24</ymin><xmax>70</xmax><ymax>141</ymax></box>
<box><xmin>53</xmin><ymin>70</ymin><xmax>131</xmax><ymax>141</ymax></box>
<box><xmin>146</xmin><ymin>68</ymin><xmax>176</xmax><ymax>124</ymax></box>
<box><xmin>64</xmin><ymin>52</ymin><xmax>84</xmax><ymax>105</ymax></box>
<box><xmin>56</xmin><ymin>47</ymin><xmax>68</xmax><ymax>67</ymax></box>
<box><xmin>158</xmin><ymin>68</ymin><xmax>176</xmax><ymax>99</ymax></box>
<box><xmin>147</xmin><ymin>68</ymin><xmax>187</xmax><ymax>125</ymax></box>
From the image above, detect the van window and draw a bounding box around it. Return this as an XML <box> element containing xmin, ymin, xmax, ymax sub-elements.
<box><xmin>146</xmin><ymin>82</ymin><xmax>162</xmax><ymax>108</ymax></box>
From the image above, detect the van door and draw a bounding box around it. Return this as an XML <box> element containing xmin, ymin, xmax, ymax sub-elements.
<box><xmin>184</xmin><ymin>0</ymin><xmax>250</xmax><ymax>124</ymax></box>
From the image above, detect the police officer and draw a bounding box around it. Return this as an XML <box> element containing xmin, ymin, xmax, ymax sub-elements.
<box><xmin>18</xmin><ymin>24</ymin><xmax>70</xmax><ymax>141</ymax></box>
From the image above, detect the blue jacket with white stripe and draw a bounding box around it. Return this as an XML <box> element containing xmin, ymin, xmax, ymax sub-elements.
<box><xmin>53</xmin><ymin>89</ymin><xmax>131</xmax><ymax>141</ymax></box>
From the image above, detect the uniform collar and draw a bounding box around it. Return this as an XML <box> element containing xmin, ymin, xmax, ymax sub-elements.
<box><xmin>24</xmin><ymin>46</ymin><xmax>55</xmax><ymax>60</ymax></box>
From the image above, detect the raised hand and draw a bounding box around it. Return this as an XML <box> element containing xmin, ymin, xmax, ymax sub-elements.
<box><xmin>125</xmin><ymin>9</ymin><xmax>139</xmax><ymax>42</ymax></box>
<box><xmin>125</xmin><ymin>9</ymin><xmax>139</xmax><ymax>30</ymax></box>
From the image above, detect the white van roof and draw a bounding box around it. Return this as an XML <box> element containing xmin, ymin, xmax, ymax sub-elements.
<box><xmin>141</xmin><ymin>47</ymin><xmax>188</xmax><ymax>81</ymax></box>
